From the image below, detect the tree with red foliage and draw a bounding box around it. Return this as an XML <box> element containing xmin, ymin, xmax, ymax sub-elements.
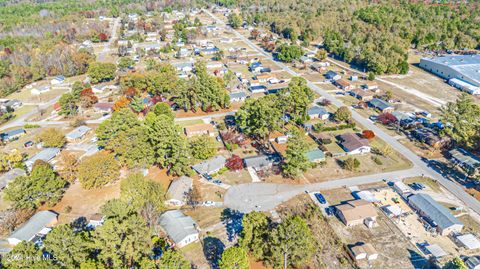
<box><xmin>362</xmin><ymin>130</ymin><xmax>375</xmax><ymax>139</ymax></box>
<box><xmin>80</xmin><ymin>88</ymin><xmax>98</xmax><ymax>108</ymax></box>
<box><xmin>4</xmin><ymin>48</ymin><xmax>12</xmax><ymax>55</ymax></box>
<box><xmin>123</xmin><ymin>87</ymin><xmax>138</xmax><ymax>98</ymax></box>
<box><xmin>377</xmin><ymin>112</ymin><xmax>398</xmax><ymax>125</ymax></box>
<box><xmin>226</xmin><ymin>155</ymin><xmax>244</xmax><ymax>171</ymax></box>
<box><xmin>319</xmin><ymin>99</ymin><xmax>332</xmax><ymax>106</ymax></box>
<box><xmin>250</xmin><ymin>29</ymin><xmax>260</xmax><ymax>40</ymax></box>
<box><xmin>98</xmin><ymin>33</ymin><xmax>108</xmax><ymax>42</ymax></box>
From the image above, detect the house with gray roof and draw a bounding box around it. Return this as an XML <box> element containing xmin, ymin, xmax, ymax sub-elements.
<box><xmin>166</xmin><ymin>176</ymin><xmax>193</xmax><ymax>206</ymax></box>
<box><xmin>25</xmin><ymin>147</ymin><xmax>60</xmax><ymax>171</ymax></box>
<box><xmin>158</xmin><ymin>210</ymin><xmax>199</xmax><ymax>248</ymax></box>
<box><xmin>307</xmin><ymin>106</ymin><xmax>330</xmax><ymax>120</ymax></box>
<box><xmin>192</xmin><ymin>156</ymin><xmax>226</xmax><ymax>175</ymax></box>
<box><xmin>229</xmin><ymin>92</ymin><xmax>247</xmax><ymax>102</ymax></box>
<box><xmin>306</xmin><ymin>149</ymin><xmax>325</xmax><ymax>163</ymax></box>
<box><xmin>66</xmin><ymin>126</ymin><xmax>91</xmax><ymax>142</ymax></box>
<box><xmin>8</xmin><ymin>211</ymin><xmax>58</xmax><ymax>246</ymax></box>
<box><xmin>409</xmin><ymin>193</ymin><xmax>464</xmax><ymax>235</ymax></box>
<box><xmin>0</xmin><ymin>128</ymin><xmax>26</xmax><ymax>142</ymax></box>
<box><xmin>368</xmin><ymin>98</ymin><xmax>394</xmax><ymax>113</ymax></box>
<box><xmin>0</xmin><ymin>168</ymin><xmax>26</xmax><ymax>190</ymax></box>
<box><xmin>450</xmin><ymin>148</ymin><xmax>480</xmax><ymax>175</ymax></box>
<box><xmin>244</xmin><ymin>154</ymin><xmax>280</xmax><ymax>171</ymax></box>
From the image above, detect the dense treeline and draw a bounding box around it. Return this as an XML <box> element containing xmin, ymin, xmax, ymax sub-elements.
<box><xmin>232</xmin><ymin>0</ymin><xmax>480</xmax><ymax>74</ymax></box>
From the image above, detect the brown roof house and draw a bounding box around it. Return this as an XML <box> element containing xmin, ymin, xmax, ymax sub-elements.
<box><xmin>335</xmin><ymin>79</ymin><xmax>356</xmax><ymax>91</ymax></box>
<box><xmin>336</xmin><ymin>200</ymin><xmax>378</xmax><ymax>227</ymax></box>
<box><xmin>338</xmin><ymin>133</ymin><xmax>371</xmax><ymax>155</ymax></box>
<box><xmin>349</xmin><ymin>89</ymin><xmax>374</xmax><ymax>102</ymax></box>
<box><xmin>349</xmin><ymin>243</ymin><xmax>379</xmax><ymax>261</ymax></box>
<box><xmin>184</xmin><ymin>123</ymin><xmax>215</xmax><ymax>138</ymax></box>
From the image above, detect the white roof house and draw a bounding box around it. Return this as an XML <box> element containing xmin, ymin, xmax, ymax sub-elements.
<box><xmin>8</xmin><ymin>211</ymin><xmax>58</xmax><ymax>246</ymax></box>
<box><xmin>25</xmin><ymin>148</ymin><xmax>60</xmax><ymax>171</ymax></box>
<box><xmin>166</xmin><ymin>176</ymin><xmax>193</xmax><ymax>206</ymax></box>
<box><xmin>456</xmin><ymin>234</ymin><xmax>480</xmax><ymax>250</ymax></box>
<box><xmin>158</xmin><ymin>210</ymin><xmax>199</xmax><ymax>248</ymax></box>
<box><xmin>393</xmin><ymin>181</ymin><xmax>413</xmax><ymax>198</ymax></box>
<box><xmin>66</xmin><ymin>126</ymin><xmax>91</xmax><ymax>142</ymax></box>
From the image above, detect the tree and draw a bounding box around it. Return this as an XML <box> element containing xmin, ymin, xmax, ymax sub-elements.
<box><xmin>442</xmin><ymin>257</ymin><xmax>467</xmax><ymax>269</ymax></box>
<box><xmin>96</xmin><ymin>108</ymin><xmax>141</xmax><ymax>147</ymax></box>
<box><xmin>36</xmin><ymin>128</ymin><xmax>66</xmax><ymax>148</ymax></box>
<box><xmin>43</xmin><ymin>224</ymin><xmax>92</xmax><ymax>268</ymax></box>
<box><xmin>87</xmin><ymin>62</ymin><xmax>116</xmax><ymax>84</ymax></box>
<box><xmin>228</xmin><ymin>13</ymin><xmax>242</xmax><ymax>29</ymax></box>
<box><xmin>158</xmin><ymin>250</ymin><xmax>190</xmax><ymax>269</ymax></box>
<box><xmin>118</xmin><ymin>57</ymin><xmax>135</xmax><ymax>71</ymax></box>
<box><xmin>59</xmin><ymin>93</ymin><xmax>79</xmax><ymax>116</ymax></box>
<box><xmin>77</xmin><ymin>151</ymin><xmax>120</xmax><ymax>189</ymax></box>
<box><xmin>281</xmin><ymin>77</ymin><xmax>314</xmax><ymax>123</ymax></box>
<box><xmin>315</xmin><ymin>49</ymin><xmax>327</xmax><ymax>61</ymax></box>
<box><xmin>219</xmin><ymin>247</ymin><xmax>249</xmax><ymax>269</ymax></box>
<box><xmin>0</xmin><ymin>150</ymin><xmax>23</xmax><ymax>172</ymax></box>
<box><xmin>226</xmin><ymin>155</ymin><xmax>244</xmax><ymax>171</ymax></box>
<box><xmin>236</xmin><ymin>95</ymin><xmax>283</xmax><ymax>140</ymax></box>
<box><xmin>239</xmin><ymin>212</ymin><xmax>269</xmax><ymax>260</ymax></box>
<box><xmin>113</xmin><ymin>96</ymin><xmax>130</xmax><ymax>111</ymax></box>
<box><xmin>343</xmin><ymin>157</ymin><xmax>360</xmax><ymax>171</ymax></box>
<box><xmin>57</xmin><ymin>151</ymin><xmax>79</xmax><ymax>182</ymax></box>
<box><xmin>106</xmin><ymin>125</ymin><xmax>155</xmax><ymax>168</ymax></box>
<box><xmin>151</xmin><ymin>102</ymin><xmax>174</xmax><ymax>120</ymax></box>
<box><xmin>250</xmin><ymin>29</ymin><xmax>260</xmax><ymax>40</ymax></box>
<box><xmin>80</xmin><ymin>88</ymin><xmax>98</xmax><ymax>108</ymax></box>
<box><xmin>362</xmin><ymin>130</ymin><xmax>375</xmax><ymax>139</ymax></box>
<box><xmin>276</xmin><ymin>44</ymin><xmax>304</xmax><ymax>62</ymax></box>
<box><xmin>378</xmin><ymin>112</ymin><xmax>398</xmax><ymax>125</ymax></box>
<box><xmin>385</xmin><ymin>90</ymin><xmax>393</xmax><ymax>101</ymax></box>
<box><xmin>120</xmin><ymin>173</ymin><xmax>165</xmax><ymax>225</ymax></box>
<box><xmin>334</xmin><ymin>106</ymin><xmax>352</xmax><ymax>123</ymax></box>
<box><xmin>282</xmin><ymin>129</ymin><xmax>310</xmax><ymax>178</ymax></box>
<box><xmin>190</xmin><ymin>135</ymin><xmax>217</xmax><ymax>160</ymax></box>
<box><xmin>94</xmin><ymin>213</ymin><xmax>152</xmax><ymax>268</ymax></box>
<box><xmin>367</xmin><ymin>72</ymin><xmax>376</xmax><ymax>81</ymax></box>
<box><xmin>2</xmin><ymin>241</ymin><xmax>59</xmax><ymax>269</ymax></box>
<box><xmin>186</xmin><ymin>182</ymin><xmax>202</xmax><ymax>209</ymax></box>
<box><xmin>4</xmin><ymin>162</ymin><xmax>66</xmax><ymax>209</ymax></box>
<box><xmin>441</xmin><ymin>93</ymin><xmax>480</xmax><ymax>151</ymax></box>
<box><xmin>267</xmin><ymin>216</ymin><xmax>315</xmax><ymax>268</ymax></box>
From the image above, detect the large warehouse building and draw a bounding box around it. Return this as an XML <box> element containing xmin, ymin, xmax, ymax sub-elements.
<box><xmin>419</xmin><ymin>54</ymin><xmax>480</xmax><ymax>95</ymax></box>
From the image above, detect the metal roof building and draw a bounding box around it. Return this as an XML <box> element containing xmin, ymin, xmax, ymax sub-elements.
<box><xmin>420</xmin><ymin>54</ymin><xmax>480</xmax><ymax>87</ymax></box>
<box><xmin>450</xmin><ymin>148</ymin><xmax>480</xmax><ymax>174</ymax></box>
<box><xmin>8</xmin><ymin>211</ymin><xmax>58</xmax><ymax>246</ymax></box>
<box><xmin>25</xmin><ymin>147</ymin><xmax>60</xmax><ymax>171</ymax></box>
<box><xmin>158</xmin><ymin>210</ymin><xmax>199</xmax><ymax>248</ymax></box>
<box><xmin>409</xmin><ymin>193</ymin><xmax>464</xmax><ymax>235</ymax></box>
<box><xmin>66</xmin><ymin>126</ymin><xmax>91</xmax><ymax>141</ymax></box>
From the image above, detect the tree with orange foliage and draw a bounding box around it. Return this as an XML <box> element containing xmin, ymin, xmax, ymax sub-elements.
<box><xmin>362</xmin><ymin>130</ymin><xmax>375</xmax><ymax>139</ymax></box>
<box><xmin>79</xmin><ymin>88</ymin><xmax>98</xmax><ymax>108</ymax></box>
<box><xmin>113</xmin><ymin>96</ymin><xmax>130</xmax><ymax>111</ymax></box>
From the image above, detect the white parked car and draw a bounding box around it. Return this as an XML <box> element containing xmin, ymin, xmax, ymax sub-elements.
<box><xmin>203</xmin><ymin>201</ymin><xmax>215</xmax><ymax>207</ymax></box>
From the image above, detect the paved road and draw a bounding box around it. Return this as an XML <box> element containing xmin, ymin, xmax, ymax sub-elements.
<box><xmin>98</xmin><ymin>17</ymin><xmax>120</xmax><ymax>62</ymax></box>
<box><xmin>205</xmin><ymin>9</ymin><xmax>480</xmax><ymax>214</ymax></box>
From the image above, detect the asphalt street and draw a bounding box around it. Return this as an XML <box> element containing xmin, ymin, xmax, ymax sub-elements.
<box><xmin>204</xmin><ymin>9</ymin><xmax>480</xmax><ymax>214</ymax></box>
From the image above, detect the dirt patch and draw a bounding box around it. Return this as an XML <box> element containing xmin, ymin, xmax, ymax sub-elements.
<box><xmin>49</xmin><ymin>181</ymin><xmax>120</xmax><ymax>224</ymax></box>
<box><xmin>174</xmin><ymin>103</ymin><xmax>241</xmax><ymax>118</ymax></box>
<box><xmin>147</xmin><ymin>166</ymin><xmax>174</xmax><ymax>189</ymax></box>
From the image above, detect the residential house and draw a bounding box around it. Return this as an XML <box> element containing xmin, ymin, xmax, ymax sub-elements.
<box><xmin>248</xmin><ymin>85</ymin><xmax>267</xmax><ymax>94</ymax></box>
<box><xmin>309</xmin><ymin>132</ymin><xmax>332</xmax><ymax>144</ymax></box>
<box><xmin>249</xmin><ymin>62</ymin><xmax>263</xmax><ymax>72</ymax></box>
<box><xmin>184</xmin><ymin>123</ymin><xmax>215</xmax><ymax>138</ymax></box>
<box><xmin>66</xmin><ymin>126</ymin><xmax>91</xmax><ymax>143</ymax></box>
<box><xmin>311</xmin><ymin>62</ymin><xmax>330</xmax><ymax>72</ymax></box>
<box><xmin>244</xmin><ymin>154</ymin><xmax>280</xmax><ymax>171</ymax></box>
<box><xmin>229</xmin><ymin>92</ymin><xmax>247</xmax><ymax>102</ymax></box>
<box><xmin>94</xmin><ymin>102</ymin><xmax>113</xmax><ymax>113</ymax></box>
<box><xmin>174</xmin><ymin>62</ymin><xmax>194</xmax><ymax>73</ymax></box>
<box><xmin>87</xmin><ymin>214</ymin><xmax>104</xmax><ymax>229</ymax></box>
<box><xmin>269</xmin><ymin>131</ymin><xmax>288</xmax><ymax>144</ymax></box>
<box><xmin>260</xmin><ymin>67</ymin><xmax>272</xmax><ymax>73</ymax></box>
<box><xmin>176</xmin><ymin>48</ymin><xmax>190</xmax><ymax>58</ymax></box>
<box><xmin>449</xmin><ymin>148</ymin><xmax>480</xmax><ymax>175</ymax></box>
<box><xmin>454</xmin><ymin>234</ymin><xmax>480</xmax><ymax>250</ymax></box>
<box><xmin>50</xmin><ymin>75</ymin><xmax>65</xmax><ymax>85</ymax></box>
<box><xmin>408</xmin><ymin>193</ymin><xmax>464</xmax><ymax>236</ymax></box>
<box><xmin>25</xmin><ymin>148</ymin><xmax>61</xmax><ymax>171</ymax></box>
<box><xmin>335</xmin><ymin>79</ymin><xmax>355</xmax><ymax>91</ymax></box>
<box><xmin>8</xmin><ymin>211</ymin><xmax>58</xmax><ymax>246</ymax></box>
<box><xmin>411</xmin><ymin>128</ymin><xmax>450</xmax><ymax>149</ymax></box>
<box><xmin>306</xmin><ymin>149</ymin><xmax>326</xmax><ymax>163</ymax></box>
<box><xmin>336</xmin><ymin>199</ymin><xmax>378</xmax><ymax>227</ymax></box>
<box><xmin>0</xmin><ymin>168</ymin><xmax>26</xmax><ymax>190</ymax></box>
<box><xmin>192</xmin><ymin>156</ymin><xmax>227</xmax><ymax>175</ymax></box>
<box><xmin>307</xmin><ymin>106</ymin><xmax>330</xmax><ymax>120</ymax></box>
<box><xmin>349</xmin><ymin>243</ymin><xmax>379</xmax><ymax>261</ymax></box>
<box><xmin>166</xmin><ymin>176</ymin><xmax>193</xmax><ymax>206</ymax></box>
<box><xmin>300</xmin><ymin>56</ymin><xmax>313</xmax><ymax>64</ymax></box>
<box><xmin>255</xmin><ymin>73</ymin><xmax>274</xmax><ymax>83</ymax></box>
<box><xmin>350</xmin><ymin>89</ymin><xmax>374</xmax><ymax>102</ymax></box>
<box><xmin>31</xmin><ymin>85</ymin><xmax>50</xmax><ymax>95</ymax></box>
<box><xmin>206</xmin><ymin>62</ymin><xmax>224</xmax><ymax>69</ymax></box>
<box><xmin>325</xmin><ymin>71</ymin><xmax>341</xmax><ymax>81</ymax></box>
<box><xmin>0</xmin><ymin>99</ymin><xmax>22</xmax><ymax>110</ymax></box>
<box><xmin>338</xmin><ymin>133</ymin><xmax>371</xmax><ymax>155</ymax></box>
<box><xmin>158</xmin><ymin>210</ymin><xmax>199</xmax><ymax>248</ymax></box>
<box><xmin>1</xmin><ymin>128</ymin><xmax>26</xmax><ymax>142</ymax></box>
<box><xmin>361</xmin><ymin>82</ymin><xmax>379</xmax><ymax>91</ymax></box>
<box><xmin>368</xmin><ymin>98</ymin><xmax>394</xmax><ymax>113</ymax></box>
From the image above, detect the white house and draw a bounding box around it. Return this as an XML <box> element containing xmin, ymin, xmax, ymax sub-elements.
<box><xmin>159</xmin><ymin>210</ymin><xmax>199</xmax><ymax>248</ymax></box>
<box><xmin>31</xmin><ymin>85</ymin><xmax>51</xmax><ymax>95</ymax></box>
<box><xmin>8</xmin><ymin>211</ymin><xmax>58</xmax><ymax>246</ymax></box>
<box><xmin>229</xmin><ymin>92</ymin><xmax>247</xmax><ymax>102</ymax></box>
<box><xmin>338</xmin><ymin>133</ymin><xmax>371</xmax><ymax>155</ymax></box>
<box><xmin>50</xmin><ymin>75</ymin><xmax>65</xmax><ymax>85</ymax></box>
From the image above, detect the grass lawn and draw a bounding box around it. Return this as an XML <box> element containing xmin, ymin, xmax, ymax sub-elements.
<box><xmin>404</xmin><ymin>176</ymin><xmax>441</xmax><ymax>193</ymax></box>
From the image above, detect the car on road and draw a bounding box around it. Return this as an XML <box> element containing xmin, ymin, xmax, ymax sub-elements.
<box><xmin>314</xmin><ymin>193</ymin><xmax>327</xmax><ymax>204</ymax></box>
<box><xmin>202</xmin><ymin>173</ymin><xmax>212</xmax><ymax>181</ymax></box>
<box><xmin>369</xmin><ymin>115</ymin><xmax>378</xmax><ymax>122</ymax></box>
<box><xmin>212</xmin><ymin>180</ymin><xmax>222</xmax><ymax>185</ymax></box>
<box><xmin>325</xmin><ymin>207</ymin><xmax>334</xmax><ymax>216</ymax></box>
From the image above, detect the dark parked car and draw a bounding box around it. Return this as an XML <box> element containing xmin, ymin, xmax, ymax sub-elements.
<box><xmin>202</xmin><ymin>173</ymin><xmax>212</xmax><ymax>181</ymax></box>
<box><xmin>212</xmin><ymin>180</ymin><xmax>222</xmax><ymax>185</ymax></box>
<box><xmin>314</xmin><ymin>193</ymin><xmax>327</xmax><ymax>204</ymax></box>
